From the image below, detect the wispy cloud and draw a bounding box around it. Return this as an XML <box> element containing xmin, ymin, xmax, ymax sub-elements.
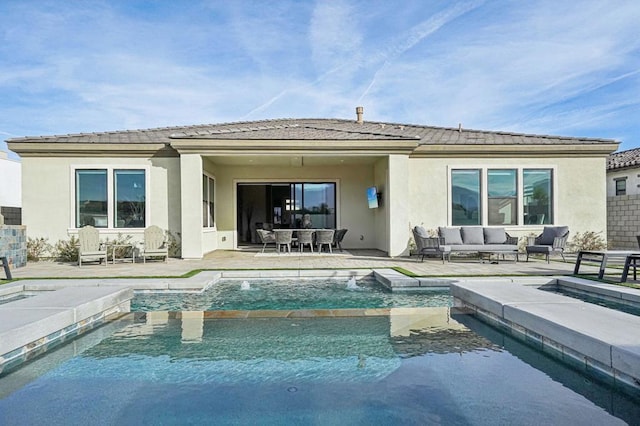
<box><xmin>1</xmin><ymin>0</ymin><xmax>639</xmax><ymax>150</ymax></box>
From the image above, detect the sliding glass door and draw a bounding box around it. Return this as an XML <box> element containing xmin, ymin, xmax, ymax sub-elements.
<box><xmin>237</xmin><ymin>182</ymin><xmax>336</xmax><ymax>244</ymax></box>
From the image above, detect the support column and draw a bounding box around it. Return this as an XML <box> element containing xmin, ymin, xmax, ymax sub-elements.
<box><xmin>387</xmin><ymin>154</ymin><xmax>410</xmax><ymax>257</ymax></box>
<box><xmin>180</xmin><ymin>154</ymin><xmax>203</xmax><ymax>259</ymax></box>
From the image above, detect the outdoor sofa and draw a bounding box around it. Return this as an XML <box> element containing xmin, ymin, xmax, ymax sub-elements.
<box><xmin>413</xmin><ymin>226</ymin><xmax>518</xmax><ymax>262</ymax></box>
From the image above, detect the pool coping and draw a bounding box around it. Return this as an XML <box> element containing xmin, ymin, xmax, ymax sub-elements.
<box><xmin>450</xmin><ymin>276</ymin><xmax>640</xmax><ymax>393</ymax></box>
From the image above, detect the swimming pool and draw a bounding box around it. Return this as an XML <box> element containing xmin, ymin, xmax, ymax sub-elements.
<box><xmin>132</xmin><ymin>278</ymin><xmax>452</xmax><ymax>311</ymax></box>
<box><xmin>1</xmin><ymin>308</ymin><xmax>638</xmax><ymax>424</ymax></box>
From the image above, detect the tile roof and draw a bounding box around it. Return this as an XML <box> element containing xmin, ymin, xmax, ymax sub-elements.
<box><xmin>6</xmin><ymin>117</ymin><xmax>616</xmax><ymax>146</ymax></box>
<box><xmin>608</xmin><ymin>147</ymin><xmax>640</xmax><ymax>170</ymax></box>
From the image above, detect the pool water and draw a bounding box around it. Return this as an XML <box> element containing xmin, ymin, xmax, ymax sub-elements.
<box><xmin>1</xmin><ymin>309</ymin><xmax>638</xmax><ymax>425</ymax></box>
<box><xmin>543</xmin><ymin>286</ymin><xmax>640</xmax><ymax>317</ymax></box>
<box><xmin>132</xmin><ymin>278</ymin><xmax>452</xmax><ymax>311</ymax></box>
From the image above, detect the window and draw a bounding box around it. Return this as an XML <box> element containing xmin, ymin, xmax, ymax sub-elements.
<box><xmin>488</xmin><ymin>169</ymin><xmax>517</xmax><ymax>225</ymax></box>
<box><xmin>450</xmin><ymin>168</ymin><xmax>553</xmax><ymax>226</ymax></box>
<box><xmin>451</xmin><ymin>169</ymin><xmax>481</xmax><ymax>225</ymax></box>
<box><xmin>76</xmin><ymin>170</ymin><xmax>107</xmax><ymax>228</ymax></box>
<box><xmin>74</xmin><ymin>167</ymin><xmax>147</xmax><ymax>228</ymax></box>
<box><xmin>114</xmin><ymin>170</ymin><xmax>145</xmax><ymax>228</ymax></box>
<box><xmin>615</xmin><ymin>178</ymin><xmax>627</xmax><ymax>196</ymax></box>
<box><xmin>523</xmin><ymin>169</ymin><xmax>552</xmax><ymax>224</ymax></box>
<box><xmin>203</xmin><ymin>174</ymin><xmax>215</xmax><ymax>227</ymax></box>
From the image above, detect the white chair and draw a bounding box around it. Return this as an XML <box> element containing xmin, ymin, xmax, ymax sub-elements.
<box><xmin>78</xmin><ymin>225</ymin><xmax>107</xmax><ymax>266</ymax></box>
<box><xmin>140</xmin><ymin>225</ymin><xmax>169</xmax><ymax>263</ymax></box>
<box><xmin>315</xmin><ymin>229</ymin><xmax>335</xmax><ymax>253</ymax></box>
<box><xmin>297</xmin><ymin>229</ymin><xmax>314</xmax><ymax>253</ymax></box>
<box><xmin>256</xmin><ymin>229</ymin><xmax>276</xmax><ymax>253</ymax></box>
<box><xmin>274</xmin><ymin>229</ymin><xmax>293</xmax><ymax>253</ymax></box>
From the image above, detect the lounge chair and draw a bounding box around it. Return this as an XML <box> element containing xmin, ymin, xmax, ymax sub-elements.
<box><xmin>332</xmin><ymin>229</ymin><xmax>348</xmax><ymax>252</ymax></box>
<box><xmin>140</xmin><ymin>225</ymin><xmax>169</xmax><ymax>263</ymax></box>
<box><xmin>256</xmin><ymin>229</ymin><xmax>276</xmax><ymax>253</ymax></box>
<box><xmin>316</xmin><ymin>229</ymin><xmax>335</xmax><ymax>253</ymax></box>
<box><xmin>412</xmin><ymin>226</ymin><xmax>450</xmax><ymax>263</ymax></box>
<box><xmin>78</xmin><ymin>225</ymin><xmax>108</xmax><ymax>266</ymax></box>
<box><xmin>296</xmin><ymin>229</ymin><xmax>314</xmax><ymax>253</ymax></box>
<box><xmin>525</xmin><ymin>226</ymin><xmax>570</xmax><ymax>263</ymax></box>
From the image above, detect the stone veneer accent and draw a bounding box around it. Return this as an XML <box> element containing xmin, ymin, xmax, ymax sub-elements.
<box><xmin>0</xmin><ymin>225</ymin><xmax>26</xmax><ymax>269</ymax></box>
<box><xmin>607</xmin><ymin>194</ymin><xmax>640</xmax><ymax>249</ymax></box>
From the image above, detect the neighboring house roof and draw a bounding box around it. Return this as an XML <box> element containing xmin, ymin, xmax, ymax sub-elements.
<box><xmin>608</xmin><ymin>147</ymin><xmax>640</xmax><ymax>171</ymax></box>
<box><xmin>6</xmin><ymin>118</ymin><xmax>617</xmax><ymax>146</ymax></box>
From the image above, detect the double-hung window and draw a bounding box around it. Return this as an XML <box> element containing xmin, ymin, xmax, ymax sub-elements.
<box><xmin>75</xmin><ymin>168</ymin><xmax>146</xmax><ymax>228</ymax></box>
<box><xmin>488</xmin><ymin>169</ymin><xmax>517</xmax><ymax>225</ymax></box>
<box><xmin>615</xmin><ymin>178</ymin><xmax>627</xmax><ymax>196</ymax></box>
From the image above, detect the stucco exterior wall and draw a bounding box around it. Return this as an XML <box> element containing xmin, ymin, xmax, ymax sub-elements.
<box><xmin>408</xmin><ymin>156</ymin><xmax>608</xmax><ymax>246</ymax></box>
<box><xmin>21</xmin><ymin>156</ymin><xmax>180</xmax><ymax>246</ymax></box>
<box><xmin>607</xmin><ymin>168</ymin><xmax>640</xmax><ymax>197</ymax></box>
<box><xmin>209</xmin><ymin>161</ymin><xmax>378</xmax><ymax>252</ymax></box>
<box><xmin>0</xmin><ymin>153</ymin><xmax>21</xmax><ymax>208</ymax></box>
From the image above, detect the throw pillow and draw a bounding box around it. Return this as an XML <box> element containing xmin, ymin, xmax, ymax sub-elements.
<box><xmin>461</xmin><ymin>227</ymin><xmax>485</xmax><ymax>245</ymax></box>
<box><xmin>414</xmin><ymin>226</ymin><xmax>429</xmax><ymax>238</ymax></box>
<box><xmin>539</xmin><ymin>226</ymin><xmax>569</xmax><ymax>245</ymax></box>
<box><xmin>439</xmin><ymin>227</ymin><xmax>463</xmax><ymax>245</ymax></box>
<box><xmin>484</xmin><ymin>227</ymin><xmax>506</xmax><ymax>244</ymax></box>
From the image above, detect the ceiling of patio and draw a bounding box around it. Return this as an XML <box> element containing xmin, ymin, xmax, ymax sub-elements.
<box><xmin>205</xmin><ymin>154</ymin><xmax>384</xmax><ymax>166</ymax></box>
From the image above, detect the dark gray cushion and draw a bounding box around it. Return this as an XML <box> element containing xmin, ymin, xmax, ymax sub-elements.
<box><xmin>414</xmin><ymin>226</ymin><xmax>429</xmax><ymax>238</ymax></box>
<box><xmin>539</xmin><ymin>226</ymin><xmax>569</xmax><ymax>245</ymax></box>
<box><xmin>461</xmin><ymin>227</ymin><xmax>485</xmax><ymax>245</ymax></box>
<box><xmin>439</xmin><ymin>227</ymin><xmax>463</xmax><ymax>245</ymax></box>
<box><xmin>483</xmin><ymin>227</ymin><xmax>507</xmax><ymax>244</ymax></box>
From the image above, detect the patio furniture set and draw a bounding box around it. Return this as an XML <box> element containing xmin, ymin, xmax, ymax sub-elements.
<box><xmin>257</xmin><ymin>228</ymin><xmax>348</xmax><ymax>254</ymax></box>
<box><xmin>412</xmin><ymin>225</ymin><xmax>570</xmax><ymax>264</ymax></box>
<box><xmin>78</xmin><ymin>225</ymin><xmax>169</xmax><ymax>266</ymax></box>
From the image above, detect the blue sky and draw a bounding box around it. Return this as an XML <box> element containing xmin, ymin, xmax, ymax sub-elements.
<box><xmin>2</xmin><ymin>0</ymin><xmax>639</xmax><ymax>160</ymax></box>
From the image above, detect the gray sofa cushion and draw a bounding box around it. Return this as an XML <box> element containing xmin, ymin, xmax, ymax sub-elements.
<box><xmin>439</xmin><ymin>227</ymin><xmax>463</xmax><ymax>245</ymax></box>
<box><xmin>484</xmin><ymin>227</ymin><xmax>506</xmax><ymax>244</ymax></box>
<box><xmin>461</xmin><ymin>227</ymin><xmax>485</xmax><ymax>245</ymax></box>
<box><xmin>538</xmin><ymin>226</ymin><xmax>569</xmax><ymax>245</ymax></box>
<box><xmin>414</xmin><ymin>226</ymin><xmax>429</xmax><ymax>238</ymax></box>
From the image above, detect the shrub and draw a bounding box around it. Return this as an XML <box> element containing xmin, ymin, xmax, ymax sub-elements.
<box><xmin>27</xmin><ymin>237</ymin><xmax>52</xmax><ymax>261</ymax></box>
<box><xmin>569</xmin><ymin>231</ymin><xmax>606</xmax><ymax>252</ymax></box>
<box><xmin>166</xmin><ymin>230</ymin><xmax>181</xmax><ymax>258</ymax></box>
<box><xmin>54</xmin><ymin>236</ymin><xmax>80</xmax><ymax>262</ymax></box>
<box><xmin>103</xmin><ymin>233</ymin><xmax>134</xmax><ymax>260</ymax></box>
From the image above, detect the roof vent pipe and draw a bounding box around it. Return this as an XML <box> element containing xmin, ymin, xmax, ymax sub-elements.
<box><xmin>356</xmin><ymin>106</ymin><xmax>364</xmax><ymax>124</ymax></box>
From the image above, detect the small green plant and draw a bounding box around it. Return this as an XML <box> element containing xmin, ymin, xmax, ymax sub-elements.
<box><xmin>569</xmin><ymin>231</ymin><xmax>606</xmax><ymax>252</ymax></box>
<box><xmin>27</xmin><ymin>237</ymin><xmax>52</xmax><ymax>261</ymax></box>
<box><xmin>166</xmin><ymin>230</ymin><xmax>181</xmax><ymax>258</ymax></box>
<box><xmin>103</xmin><ymin>233</ymin><xmax>134</xmax><ymax>260</ymax></box>
<box><xmin>54</xmin><ymin>236</ymin><xmax>80</xmax><ymax>262</ymax></box>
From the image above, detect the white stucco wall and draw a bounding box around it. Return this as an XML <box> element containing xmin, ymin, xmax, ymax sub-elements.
<box><xmin>0</xmin><ymin>152</ymin><xmax>21</xmax><ymax>208</ymax></box>
<box><xmin>607</xmin><ymin>167</ymin><xmax>640</xmax><ymax>197</ymax></box>
<box><xmin>21</xmin><ymin>156</ymin><xmax>180</xmax><ymax>245</ymax></box>
<box><xmin>210</xmin><ymin>161</ymin><xmax>379</xmax><ymax>252</ymax></box>
<box><xmin>408</xmin><ymin>156</ymin><xmax>608</xmax><ymax>244</ymax></box>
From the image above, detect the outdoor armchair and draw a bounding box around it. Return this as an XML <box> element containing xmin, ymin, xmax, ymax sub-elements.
<box><xmin>332</xmin><ymin>229</ymin><xmax>348</xmax><ymax>252</ymax></box>
<box><xmin>257</xmin><ymin>229</ymin><xmax>276</xmax><ymax>253</ymax></box>
<box><xmin>296</xmin><ymin>229</ymin><xmax>314</xmax><ymax>253</ymax></box>
<box><xmin>140</xmin><ymin>225</ymin><xmax>169</xmax><ymax>263</ymax></box>
<box><xmin>315</xmin><ymin>229</ymin><xmax>335</xmax><ymax>253</ymax></box>
<box><xmin>78</xmin><ymin>225</ymin><xmax>108</xmax><ymax>266</ymax></box>
<box><xmin>274</xmin><ymin>229</ymin><xmax>293</xmax><ymax>253</ymax></box>
<box><xmin>525</xmin><ymin>226</ymin><xmax>570</xmax><ymax>263</ymax></box>
<box><xmin>412</xmin><ymin>226</ymin><xmax>450</xmax><ymax>263</ymax></box>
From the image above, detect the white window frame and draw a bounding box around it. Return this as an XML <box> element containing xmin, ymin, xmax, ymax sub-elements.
<box><xmin>70</xmin><ymin>165</ymin><xmax>151</xmax><ymax>230</ymax></box>
<box><xmin>447</xmin><ymin>166</ymin><xmax>557</xmax><ymax>226</ymax></box>
<box><xmin>203</xmin><ymin>173</ymin><xmax>216</xmax><ymax>228</ymax></box>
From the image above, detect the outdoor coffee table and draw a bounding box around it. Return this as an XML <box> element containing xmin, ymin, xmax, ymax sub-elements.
<box><xmin>478</xmin><ymin>250</ymin><xmax>519</xmax><ymax>263</ymax></box>
<box><xmin>110</xmin><ymin>244</ymin><xmax>136</xmax><ymax>264</ymax></box>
